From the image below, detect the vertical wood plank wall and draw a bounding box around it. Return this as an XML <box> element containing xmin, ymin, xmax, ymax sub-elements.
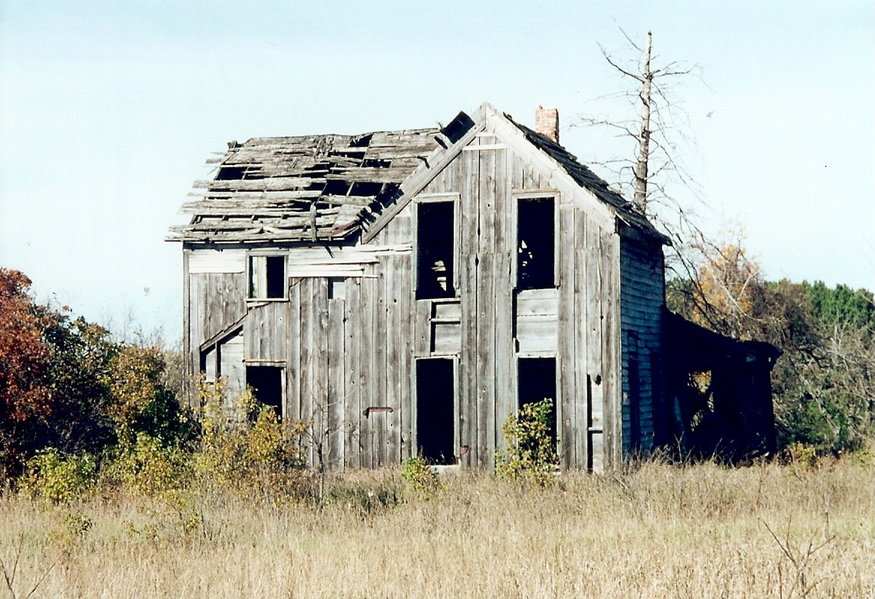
<box><xmin>619</xmin><ymin>238</ymin><xmax>665</xmax><ymax>454</ymax></box>
<box><xmin>183</xmin><ymin>128</ymin><xmax>661</xmax><ymax>470</ymax></box>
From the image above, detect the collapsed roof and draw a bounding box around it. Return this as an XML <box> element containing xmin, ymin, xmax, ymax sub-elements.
<box><xmin>168</xmin><ymin>104</ymin><xmax>664</xmax><ymax>245</ymax></box>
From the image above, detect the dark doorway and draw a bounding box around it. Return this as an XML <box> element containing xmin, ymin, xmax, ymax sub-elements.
<box><xmin>246</xmin><ymin>366</ymin><xmax>283</xmax><ymax>417</ymax></box>
<box><xmin>517</xmin><ymin>197</ymin><xmax>555</xmax><ymax>290</ymax></box>
<box><xmin>518</xmin><ymin>357</ymin><xmax>557</xmax><ymax>443</ymax></box>
<box><xmin>416</xmin><ymin>358</ymin><xmax>455</xmax><ymax>464</ymax></box>
<box><xmin>416</xmin><ymin>201</ymin><xmax>455</xmax><ymax>299</ymax></box>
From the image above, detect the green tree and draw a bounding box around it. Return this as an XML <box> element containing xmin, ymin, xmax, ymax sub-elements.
<box><xmin>106</xmin><ymin>344</ymin><xmax>194</xmax><ymax>446</ymax></box>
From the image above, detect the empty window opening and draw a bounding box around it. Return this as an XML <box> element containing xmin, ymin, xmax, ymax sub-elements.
<box><xmin>517</xmin><ymin>198</ymin><xmax>555</xmax><ymax>290</ymax></box>
<box><xmin>327</xmin><ymin>277</ymin><xmax>347</xmax><ymax>300</ymax></box>
<box><xmin>416</xmin><ymin>359</ymin><xmax>455</xmax><ymax>465</ymax></box>
<box><xmin>249</xmin><ymin>255</ymin><xmax>286</xmax><ymax>299</ymax></box>
<box><xmin>518</xmin><ymin>357</ymin><xmax>557</xmax><ymax>445</ymax></box>
<box><xmin>416</xmin><ymin>201</ymin><xmax>456</xmax><ymax>299</ymax></box>
<box><xmin>246</xmin><ymin>366</ymin><xmax>283</xmax><ymax>418</ymax></box>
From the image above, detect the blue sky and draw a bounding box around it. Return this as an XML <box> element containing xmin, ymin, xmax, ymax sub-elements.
<box><xmin>1</xmin><ymin>1</ymin><xmax>873</xmax><ymax>343</ymax></box>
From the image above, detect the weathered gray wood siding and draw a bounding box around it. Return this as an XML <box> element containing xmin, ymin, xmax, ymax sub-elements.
<box><xmin>403</xmin><ymin>132</ymin><xmax>623</xmax><ymax>470</ymax></box>
<box><xmin>184</xmin><ymin>247</ymin><xmax>247</xmax><ymax>407</ymax></box>
<box><xmin>183</xmin><ymin>130</ymin><xmax>639</xmax><ymax>471</ymax></box>
<box><xmin>619</xmin><ymin>237</ymin><xmax>665</xmax><ymax>454</ymax></box>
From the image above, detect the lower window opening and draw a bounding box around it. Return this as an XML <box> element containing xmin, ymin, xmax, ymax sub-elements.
<box><xmin>416</xmin><ymin>359</ymin><xmax>455</xmax><ymax>465</ymax></box>
<box><xmin>246</xmin><ymin>366</ymin><xmax>283</xmax><ymax>418</ymax></box>
<box><xmin>518</xmin><ymin>357</ymin><xmax>557</xmax><ymax>446</ymax></box>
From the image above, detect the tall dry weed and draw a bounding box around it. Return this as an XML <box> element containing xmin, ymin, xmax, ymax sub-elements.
<box><xmin>0</xmin><ymin>456</ymin><xmax>871</xmax><ymax>598</ymax></box>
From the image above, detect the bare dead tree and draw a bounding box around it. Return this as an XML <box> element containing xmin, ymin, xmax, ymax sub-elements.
<box><xmin>575</xmin><ymin>30</ymin><xmax>743</xmax><ymax>331</ymax></box>
<box><xmin>577</xmin><ymin>29</ymin><xmax>700</xmax><ymax>217</ymax></box>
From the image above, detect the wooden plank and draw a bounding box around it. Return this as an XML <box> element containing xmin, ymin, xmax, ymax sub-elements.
<box><xmin>432</xmin><ymin>322</ymin><xmax>461</xmax><ymax>354</ymax></box>
<box><xmin>182</xmin><ymin>251</ymin><xmax>194</xmax><ymax>407</ymax></box>
<box><xmin>571</xmin><ymin>215</ymin><xmax>587</xmax><ymax>469</ymax></box>
<box><xmin>203</xmin><ymin>347</ymin><xmax>217</xmax><ymax>382</ymax></box>
<box><xmin>343</xmin><ymin>278</ymin><xmax>362</xmax><ymax>469</ymax></box>
<box><xmin>299</xmin><ymin>279</ymin><xmax>316</xmax><ymax>464</ymax></box>
<box><xmin>585</xmin><ymin>215</ymin><xmax>604</xmax><ymax>469</ymax></box>
<box><xmin>286</xmin><ymin>282</ymin><xmax>301</xmax><ymax>422</ymax></box>
<box><xmin>460</xmin><ymin>142</ymin><xmax>479</xmax><ymax>257</ymax></box>
<box><xmin>458</xmin><ymin>254</ymin><xmax>477</xmax><ymax>467</ymax></box>
<box><xmin>600</xmin><ymin>229</ymin><xmax>622</xmax><ymax>471</ymax></box>
<box><xmin>414</xmin><ymin>300</ymin><xmax>431</xmax><ymax>357</ymax></box>
<box><xmin>374</xmin><ymin>266</ymin><xmax>389</xmax><ymax>466</ymax></box>
<box><xmin>476</xmin><ymin>254</ymin><xmax>496</xmax><ymax>468</ymax></box>
<box><xmin>516</xmin><ymin>317</ymin><xmax>558</xmax><ymax>353</ymax></box>
<box><xmin>384</xmin><ymin>256</ymin><xmax>401</xmax><ymax>465</ymax></box>
<box><xmin>313</xmin><ymin>278</ymin><xmax>330</xmax><ymax>469</ymax></box>
<box><xmin>327</xmin><ymin>298</ymin><xmax>345</xmax><ymax>470</ymax></box>
<box><xmin>478</xmin><ymin>146</ymin><xmax>496</xmax><ymax>255</ymax></box>
<box><xmin>397</xmin><ymin>252</ymin><xmax>414</xmax><ymax>460</ymax></box>
<box><xmin>219</xmin><ymin>332</ymin><xmax>245</xmax><ymax>399</ymax></box>
<box><xmin>557</xmin><ymin>205</ymin><xmax>577</xmax><ymax>468</ymax></box>
<box><xmin>243</xmin><ymin>302</ymin><xmax>287</xmax><ymax>362</ymax></box>
<box><xmin>432</xmin><ymin>300</ymin><xmax>461</xmax><ymax>321</ymax></box>
<box><xmin>358</xmin><ymin>277</ymin><xmax>375</xmax><ymax>468</ymax></box>
<box><xmin>493</xmin><ymin>252</ymin><xmax>514</xmax><ymax>461</ymax></box>
<box><xmin>495</xmin><ymin>146</ymin><xmax>511</xmax><ymax>255</ymax></box>
<box><xmin>188</xmin><ymin>249</ymin><xmax>246</xmax><ymax>274</ymax></box>
<box><xmin>516</xmin><ymin>287</ymin><xmax>560</xmax><ymax>312</ymax></box>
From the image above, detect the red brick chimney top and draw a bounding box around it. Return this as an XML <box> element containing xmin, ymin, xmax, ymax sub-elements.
<box><xmin>535</xmin><ymin>106</ymin><xmax>559</xmax><ymax>144</ymax></box>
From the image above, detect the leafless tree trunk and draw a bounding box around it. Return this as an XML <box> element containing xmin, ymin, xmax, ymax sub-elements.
<box><xmin>585</xmin><ymin>29</ymin><xmax>698</xmax><ymax>217</ymax></box>
<box><xmin>632</xmin><ymin>32</ymin><xmax>653</xmax><ymax>213</ymax></box>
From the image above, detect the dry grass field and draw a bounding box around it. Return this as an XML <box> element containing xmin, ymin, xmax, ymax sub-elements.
<box><xmin>1</xmin><ymin>457</ymin><xmax>872</xmax><ymax>598</ymax></box>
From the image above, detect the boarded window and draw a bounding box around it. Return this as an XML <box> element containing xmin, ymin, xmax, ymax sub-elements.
<box><xmin>517</xmin><ymin>198</ymin><xmax>555</xmax><ymax>290</ymax></box>
<box><xmin>248</xmin><ymin>255</ymin><xmax>286</xmax><ymax>299</ymax></box>
<box><xmin>518</xmin><ymin>357</ymin><xmax>557</xmax><ymax>444</ymax></box>
<box><xmin>416</xmin><ymin>202</ymin><xmax>455</xmax><ymax>299</ymax></box>
<box><xmin>416</xmin><ymin>358</ymin><xmax>455</xmax><ymax>464</ymax></box>
<box><xmin>246</xmin><ymin>366</ymin><xmax>283</xmax><ymax>418</ymax></box>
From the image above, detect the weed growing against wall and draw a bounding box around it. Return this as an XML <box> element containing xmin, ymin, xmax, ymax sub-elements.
<box><xmin>195</xmin><ymin>379</ymin><xmax>310</xmax><ymax>499</ymax></box>
<box><xmin>495</xmin><ymin>398</ymin><xmax>558</xmax><ymax>485</ymax></box>
<box><xmin>401</xmin><ymin>456</ymin><xmax>441</xmax><ymax>498</ymax></box>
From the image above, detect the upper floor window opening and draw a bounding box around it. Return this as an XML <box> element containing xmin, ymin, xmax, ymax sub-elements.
<box><xmin>248</xmin><ymin>255</ymin><xmax>287</xmax><ymax>299</ymax></box>
<box><xmin>517</xmin><ymin>197</ymin><xmax>555</xmax><ymax>290</ymax></box>
<box><xmin>416</xmin><ymin>200</ymin><xmax>456</xmax><ymax>299</ymax></box>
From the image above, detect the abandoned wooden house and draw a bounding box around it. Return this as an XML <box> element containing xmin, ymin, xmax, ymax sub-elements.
<box><xmin>168</xmin><ymin>102</ymin><xmax>779</xmax><ymax>471</ymax></box>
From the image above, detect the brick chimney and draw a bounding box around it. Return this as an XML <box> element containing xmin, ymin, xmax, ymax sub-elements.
<box><xmin>535</xmin><ymin>106</ymin><xmax>559</xmax><ymax>144</ymax></box>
